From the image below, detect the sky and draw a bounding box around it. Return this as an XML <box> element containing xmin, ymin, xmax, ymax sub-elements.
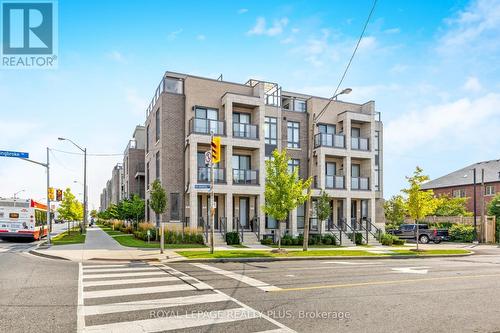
<box><xmin>1</xmin><ymin>0</ymin><xmax>500</xmax><ymax>210</ymax></box>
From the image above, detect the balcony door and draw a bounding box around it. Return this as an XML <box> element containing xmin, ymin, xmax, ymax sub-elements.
<box><xmin>233</xmin><ymin>155</ymin><xmax>250</xmax><ymax>183</ymax></box>
<box><xmin>318</xmin><ymin>124</ymin><xmax>335</xmax><ymax>134</ymax></box>
<box><xmin>236</xmin><ymin>197</ymin><xmax>250</xmax><ymax>229</ymax></box>
<box><xmin>325</xmin><ymin>162</ymin><xmax>336</xmax><ymax>188</ymax></box>
<box><xmin>351</xmin><ymin>164</ymin><xmax>360</xmax><ymax>178</ymax></box>
<box><xmin>195</xmin><ymin>107</ymin><xmax>218</xmax><ymax>133</ymax></box>
<box><xmin>351</xmin><ymin>127</ymin><xmax>360</xmax><ymax>138</ymax></box>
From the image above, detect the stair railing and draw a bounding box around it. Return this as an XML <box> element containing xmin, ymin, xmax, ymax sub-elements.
<box><xmin>326</xmin><ymin>218</ymin><xmax>341</xmax><ymax>245</ymax></box>
<box><xmin>219</xmin><ymin>217</ymin><xmax>227</xmax><ymax>241</ymax></box>
<box><xmin>252</xmin><ymin>216</ymin><xmax>260</xmax><ymax>241</ymax></box>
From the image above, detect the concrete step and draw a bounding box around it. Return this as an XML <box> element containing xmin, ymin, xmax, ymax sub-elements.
<box><xmin>241</xmin><ymin>232</ymin><xmax>260</xmax><ymax>245</ymax></box>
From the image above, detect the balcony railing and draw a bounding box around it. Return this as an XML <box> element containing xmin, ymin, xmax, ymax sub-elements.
<box><xmin>189</xmin><ymin>118</ymin><xmax>225</xmax><ymax>135</ymax></box>
<box><xmin>233</xmin><ymin>169</ymin><xmax>259</xmax><ymax>185</ymax></box>
<box><xmin>325</xmin><ymin>175</ymin><xmax>345</xmax><ymax>189</ymax></box>
<box><xmin>351</xmin><ymin>177</ymin><xmax>370</xmax><ymax>190</ymax></box>
<box><xmin>197</xmin><ymin>167</ymin><xmax>226</xmax><ymax>183</ymax></box>
<box><xmin>351</xmin><ymin>137</ymin><xmax>369</xmax><ymax>151</ymax></box>
<box><xmin>233</xmin><ymin>123</ymin><xmax>258</xmax><ymax>139</ymax></box>
<box><xmin>314</xmin><ymin>133</ymin><xmax>345</xmax><ymax>148</ymax></box>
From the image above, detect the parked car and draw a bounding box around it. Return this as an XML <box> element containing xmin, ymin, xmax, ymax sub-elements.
<box><xmin>387</xmin><ymin>224</ymin><xmax>449</xmax><ymax>244</ymax></box>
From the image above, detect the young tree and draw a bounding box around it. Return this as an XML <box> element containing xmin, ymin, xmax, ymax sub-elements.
<box><xmin>402</xmin><ymin>166</ymin><xmax>437</xmax><ymax>250</ymax></box>
<box><xmin>150</xmin><ymin>180</ymin><xmax>167</xmax><ymax>253</ymax></box>
<box><xmin>57</xmin><ymin>188</ymin><xmax>78</xmax><ymax>234</ymax></box>
<box><xmin>384</xmin><ymin>195</ymin><xmax>407</xmax><ymax>226</ymax></box>
<box><xmin>263</xmin><ymin>149</ymin><xmax>312</xmax><ymax>250</ymax></box>
<box><xmin>316</xmin><ymin>190</ymin><xmax>332</xmax><ymax>232</ymax></box>
<box><xmin>129</xmin><ymin>194</ymin><xmax>145</xmax><ymax>225</ymax></box>
<box><xmin>90</xmin><ymin>210</ymin><xmax>97</xmax><ymax>219</ymax></box>
<box><xmin>433</xmin><ymin>195</ymin><xmax>471</xmax><ymax>216</ymax></box>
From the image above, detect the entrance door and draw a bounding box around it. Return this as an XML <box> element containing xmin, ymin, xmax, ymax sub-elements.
<box><xmin>337</xmin><ymin>200</ymin><xmax>344</xmax><ymax>229</ymax></box>
<box><xmin>239</xmin><ymin>197</ymin><xmax>249</xmax><ymax>229</ymax></box>
<box><xmin>351</xmin><ymin>200</ymin><xmax>358</xmax><ymax>229</ymax></box>
<box><xmin>197</xmin><ymin>195</ymin><xmax>203</xmax><ymax>227</ymax></box>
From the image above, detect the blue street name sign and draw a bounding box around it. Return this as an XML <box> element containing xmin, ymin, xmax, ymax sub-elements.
<box><xmin>194</xmin><ymin>184</ymin><xmax>211</xmax><ymax>190</ymax></box>
<box><xmin>0</xmin><ymin>150</ymin><xmax>29</xmax><ymax>158</ymax></box>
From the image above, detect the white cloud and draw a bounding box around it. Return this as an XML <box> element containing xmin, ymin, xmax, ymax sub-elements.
<box><xmin>385</xmin><ymin>93</ymin><xmax>500</xmax><ymax>152</ymax></box>
<box><xmin>238</xmin><ymin>8</ymin><xmax>248</xmax><ymax>14</ymax></box>
<box><xmin>247</xmin><ymin>17</ymin><xmax>288</xmax><ymax>36</ymax></box>
<box><xmin>197</xmin><ymin>34</ymin><xmax>206</xmax><ymax>41</ymax></box>
<box><xmin>462</xmin><ymin>76</ymin><xmax>482</xmax><ymax>92</ymax></box>
<box><xmin>384</xmin><ymin>27</ymin><xmax>400</xmax><ymax>34</ymax></box>
<box><xmin>390</xmin><ymin>63</ymin><xmax>408</xmax><ymax>74</ymax></box>
<box><xmin>106</xmin><ymin>51</ymin><xmax>126</xmax><ymax>63</ymax></box>
<box><xmin>125</xmin><ymin>89</ymin><xmax>147</xmax><ymax>116</ymax></box>
<box><xmin>358</xmin><ymin>36</ymin><xmax>377</xmax><ymax>51</ymax></box>
<box><xmin>280</xmin><ymin>36</ymin><xmax>294</xmax><ymax>44</ymax></box>
<box><xmin>167</xmin><ymin>29</ymin><xmax>183</xmax><ymax>41</ymax></box>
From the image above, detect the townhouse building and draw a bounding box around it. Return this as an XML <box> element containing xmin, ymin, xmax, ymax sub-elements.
<box><xmin>144</xmin><ymin>71</ymin><xmax>384</xmax><ymax>244</ymax></box>
<box><xmin>123</xmin><ymin>125</ymin><xmax>146</xmax><ymax>200</ymax></box>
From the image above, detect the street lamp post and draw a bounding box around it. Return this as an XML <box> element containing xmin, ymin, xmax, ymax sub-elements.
<box><xmin>303</xmin><ymin>88</ymin><xmax>352</xmax><ymax>251</ymax></box>
<box><xmin>59</xmin><ymin>138</ymin><xmax>87</xmax><ymax>232</ymax></box>
<box><xmin>13</xmin><ymin>189</ymin><xmax>25</xmax><ymax>199</ymax></box>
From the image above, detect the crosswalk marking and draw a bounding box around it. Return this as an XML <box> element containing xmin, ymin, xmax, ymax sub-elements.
<box><xmin>83</xmin><ymin>267</ymin><xmax>160</xmax><ymax>274</ymax></box>
<box><xmin>83</xmin><ymin>284</ymin><xmax>195</xmax><ymax>299</ymax></box>
<box><xmin>84</xmin><ymin>293</ymin><xmax>230</xmax><ymax>316</ymax></box>
<box><xmin>79</xmin><ymin>262</ymin><xmax>295</xmax><ymax>333</ymax></box>
<box><xmin>83</xmin><ymin>307</ymin><xmax>260</xmax><ymax>333</ymax></box>
<box><xmin>192</xmin><ymin>263</ymin><xmax>282</xmax><ymax>292</ymax></box>
<box><xmin>82</xmin><ymin>271</ymin><xmax>166</xmax><ymax>279</ymax></box>
<box><xmin>83</xmin><ymin>276</ymin><xmax>180</xmax><ymax>287</ymax></box>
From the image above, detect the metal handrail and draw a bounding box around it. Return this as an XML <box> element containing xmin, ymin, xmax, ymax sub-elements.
<box><xmin>219</xmin><ymin>217</ymin><xmax>227</xmax><ymax>240</ymax></box>
<box><xmin>326</xmin><ymin>218</ymin><xmax>342</xmax><ymax>245</ymax></box>
<box><xmin>233</xmin><ymin>217</ymin><xmax>244</xmax><ymax>243</ymax></box>
<box><xmin>252</xmin><ymin>216</ymin><xmax>260</xmax><ymax>241</ymax></box>
<box><xmin>345</xmin><ymin>219</ymin><xmax>366</xmax><ymax>245</ymax></box>
<box><xmin>363</xmin><ymin>217</ymin><xmax>382</xmax><ymax>240</ymax></box>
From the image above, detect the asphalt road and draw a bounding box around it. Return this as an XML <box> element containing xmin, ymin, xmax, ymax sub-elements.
<box><xmin>2</xmin><ymin>242</ymin><xmax>500</xmax><ymax>332</ymax></box>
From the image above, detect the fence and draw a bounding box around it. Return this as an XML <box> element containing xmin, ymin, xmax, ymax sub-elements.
<box><xmin>403</xmin><ymin>216</ymin><xmax>497</xmax><ymax>243</ymax></box>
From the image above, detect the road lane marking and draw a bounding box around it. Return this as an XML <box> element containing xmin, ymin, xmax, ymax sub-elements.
<box><xmin>270</xmin><ymin>273</ymin><xmax>500</xmax><ymax>292</ymax></box>
<box><xmin>391</xmin><ymin>267</ymin><xmax>429</xmax><ymax>274</ymax></box>
<box><xmin>83</xmin><ymin>284</ymin><xmax>195</xmax><ymax>299</ymax></box>
<box><xmin>77</xmin><ymin>263</ymin><xmax>85</xmax><ymax>333</ymax></box>
<box><xmin>192</xmin><ymin>263</ymin><xmax>282</xmax><ymax>292</ymax></box>
<box><xmin>84</xmin><ymin>293</ymin><xmax>230</xmax><ymax>316</ymax></box>
<box><xmin>82</xmin><ymin>264</ymin><xmax>130</xmax><ymax>269</ymax></box>
<box><xmin>82</xmin><ymin>271</ymin><xmax>167</xmax><ymax>279</ymax></box>
<box><xmin>83</xmin><ymin>276</ymin><xmax>181</xmax><ymax>287</ymax></box>
<box><xmin>83</xmin><ymin>267</ymin><xmax>160</xmax><ymax>274</ymax></box>
<box><xmin>321</xmin><ymin>261</ymin><xmax>377</xmax><ymax>265</ymax></box>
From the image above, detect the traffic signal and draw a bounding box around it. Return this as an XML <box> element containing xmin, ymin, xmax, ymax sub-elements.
<box><xmin>56</xmin><ymin>189</ymin><xmax>63</xmax><ymax>202</ymax></box>
<box><xmin>48</xmin><ymin>187</ymin><xmax>55</xmax><ymax>201</ymax></box>
<box><xmin>211</xmin><ymin>137</ymin><xmax>221</xmax><ymax>164</ymax></box>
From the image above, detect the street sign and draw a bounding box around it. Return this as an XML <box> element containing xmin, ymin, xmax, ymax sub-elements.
<box><xmin>204</xmin><ymin>151</ymin><xmax>211</xmax><ymax>165</ymax></box>
<box><xmin>0</xmin><ymin>150</ymin><xmax>29</xmax><ymax>158</ymax></box>
<box><xmin>194</xmin><ymin>184</ymin><xmax>211</xmax><ymax>190</ymax></box>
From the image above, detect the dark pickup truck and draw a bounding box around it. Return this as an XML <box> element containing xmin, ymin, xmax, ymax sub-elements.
<box><xmin>387</xmin><ymin>224</ymin><xmax>450</xmax><ymax>244</ymax></box>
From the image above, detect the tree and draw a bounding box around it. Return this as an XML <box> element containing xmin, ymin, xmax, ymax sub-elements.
<box><xmin>263</xmin><ymin>149</ymin><xmax>312</xmax><ymax>250</ymax></box>
<box><xmin>90</xmin><ymin>210</ymin><xmax>97</xmax><ymax>219</ymax></box>
<box><xmin>487</xmin><ymin>194</ymin><xmax>500</xmax><ymax>242</ymax></box>
<box><xmin>433</xmin><ymin>195</ymin><xmax>471</xmax><ymax>217</ymax></box>
<box><xmin>129</xmin><ymin>194</ymin><xmax>145</xmax><ymax>224</ymax></box>
<box><xmin>402</xmin><ymin>166</ymin><xmax>437</xmax><ymax>250</ymax></box>
<box><xmin>57</xmin><ymin>188</ymin><xmax>82</xmax><ymax>234</ymax></box>
<box><xmin>384</xmin><ymin>195</ymin><xmax>407</xmax><ymax>225</ymax></box>
<box><xmin>150</xmin><ymin>179</ymin><xmax>167</xmax><ymax>253</ymax></box>
<box><xmin>316</xmin><ymin>190</ymin><xmax>332</xmax><ymax>230</ymax></box>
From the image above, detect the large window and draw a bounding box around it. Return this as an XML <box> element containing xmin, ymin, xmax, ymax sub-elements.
<box><xmin>146</xmin><ymin>124</ymin><xmax>149</xmax><ymax>153</ymax></box>
<box><xmin>155</xmin><ymin>109</ymin><xmax>160</xmax><ymax>142</ymax></box>
<box><xmin>288</xmin><ymin>159</ymin><xmax>300</xmax><ymax>174</ymax></box>
<box><xmin>293</xmin><ymin>99</ymin><xmax>307</xmax><ymax>112</ymax></box>
<box><xmin>485</xmin><ymin>185</ymin><xmax>495</xmax><ymax>196</ymax></box>
<box><xmin>318</xmin><ymin>124</ymin><xmax>335</xmax><ymax>134</ymax></box>
<box><xmin>146</xmin><ymin>162</ymin><xmax>150</xmax><ymax>188</ymax></box>
<box><xmin>155</xmin><ymin>152</ymin><xmax>160</xmax><ymax>179</ymax></box>
<box><xmin>164</xmin><ymin>77</ymin><xmax>183</xmax><ymax>94</ymax></box>
<box><xmin>195</xmin><ymin>107</ymin><xmax>218</xmax><ymax>120</ymax></box>
<box><xmin>287</xmin><ymin>121</ymin><xmax>300</xmax><ymax>148</ymax></box>
<box><xmin>265</xmin><ymin>117</ymin><xmax>277</xmax><ymax>145</ymax></box>
<box><xmin>453</xmin><ymin>189</ymin><xmax>466</xmax><ymax>198</ymax></box>
<box><xmin>297</xmin><ymin>204</ymin><xmax>305</xmax><ymax>229</ymax></box>
<box><xmin>232</xmin><ymin>155</ymin><xmax>250</xmax><ymax>170</ymax></box>
<box><xmin>170</xmin><ymin>193</ymin><xmax>180</xmax><ymax>220</ymax></box>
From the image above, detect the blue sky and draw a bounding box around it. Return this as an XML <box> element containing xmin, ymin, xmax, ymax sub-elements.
<box><xmin>1</xmin><ymin>0</ymin><xmax>500</xmax><ymax>209</ymax></box>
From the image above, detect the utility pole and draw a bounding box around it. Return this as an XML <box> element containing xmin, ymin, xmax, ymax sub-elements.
<box><xmin>473</xmin><ymin>168</ymin><xmax>478</xmax><ymax>243</ymax></box>
<box><xmin>83</xmin><ymin>148</ymin><xmax>87</xmax><ymax>232</ymax></box>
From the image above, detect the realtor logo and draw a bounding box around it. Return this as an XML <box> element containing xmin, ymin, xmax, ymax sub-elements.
<box><xmin>1</xmin><ymin>0</ymin><xmax>58</xmax><ymax>68</ymax></box>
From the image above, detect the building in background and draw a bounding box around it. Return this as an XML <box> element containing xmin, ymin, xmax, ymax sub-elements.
<box><xmin>123</xmin><ymin>125</ymin><xmax>146</xmax><ymax>200</ymax></box>
<box><xmin>110</xmin><ymin>163</ymin><xmax>123</xmax><ymax>206</ymax></box>
<box><xmin>422</xmin><ymin>160</ymin><xmax>500</xmax><ymax>215</ymax></box>
<box><xmin>143</xmin><ymin>71</ymin><xmax>384</xmax><ymax>244</ymax></box>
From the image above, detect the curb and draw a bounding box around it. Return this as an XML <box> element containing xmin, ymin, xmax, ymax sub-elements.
<box><xmin>169</xmin><ymin>252</ymin><xmax>474</xmax><ymax>263</ymax></box>
<box><xmin>28</xmin><ymin>249</ymin><xmax>70</xmax><ymax>261</ymax></box>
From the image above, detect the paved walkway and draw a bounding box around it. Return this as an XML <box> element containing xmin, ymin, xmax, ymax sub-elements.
<box><xmin>83</xmin><ymin>227</ymin><xmax>125</xmax><ymax>250</ymax></box>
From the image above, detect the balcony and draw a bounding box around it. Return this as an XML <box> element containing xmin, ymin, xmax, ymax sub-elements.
<box><xmin>351</xmin><ymin>177</ymin><xmax>370</xmax><ymax>190</ymax></box>
<box><xmin>233</xmin><ymin>123</ymin><xmax>259</xmax><ymax>139</ymax></box>
<box><xmin>198</xmin><ymin>167</ymin><xmax>226</xmax><ymax>183</ymax></box>
<box><xmin>189</xmin><ymin>118</ymin><xmax>225</xmax><ymax>136</ymax></box>
<box><xmin>325</xmin><ymin>175</ymin><xmax>345</xmax><ymax>189</ymax></box>
<box><xmin>314</xmin><ymin>133</ymin><xmax>345</xmax><ymax>148</ymax></box>
<box><xmin>351</xmin><ymin>137</ymin><xmax>369</xmax><ymax>151</ymax></box>
<box><xmin>233</xmin><ymin>169</ymin><xmax>259</xmax><ymax>185</ymax></box>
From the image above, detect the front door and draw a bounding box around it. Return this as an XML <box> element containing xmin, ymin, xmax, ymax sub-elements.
<box><xmin>351</xmin><ymin>200</ymin><xmax>358</xmax><ymax>229</ymax></box>
<box><xmin>239</xmin><ymin>197</ymin><xmax>249</xmax><ymax>229</ymax></box>
<box><xmin>197</xmin><ymin>195</ymin><xmax>203</xmax><ymax>227</ymax></box>
<box><xmin>337</xmin><ymin>200</ymin><xmax>344</xmax><ymax>229</ymax></box>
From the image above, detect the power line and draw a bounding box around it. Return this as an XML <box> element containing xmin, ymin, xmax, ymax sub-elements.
<box><xmin>50</xmin><ymin>148</ymin><xmax>123</xmax><ymax>157</ymax></box>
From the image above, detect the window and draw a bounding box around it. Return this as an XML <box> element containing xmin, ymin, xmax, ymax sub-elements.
<box><xmin>146</xmin><ymin>199</ymin><xmax>150</xmax><ymax>221</ymax></box>
<box><xmin>155</xmin><ymin>152</ymin><xmax>160</xmax><ymax>179</ymax></box>
<box><xmin>155</xmin><ymin>109</ymin><xmax>160</xmax><ymax>142</ymax></box>
<box><xmin>170</xmin><ymin>193</ymin><xmax>180</xmax><ymax>220</ymax></box>
<box><xmin>293</xmin><ymin>99</ymin><xmax>307</xmax><ymax>112</ymax></box>
<box><xmin>195</xmin><ymin>107</ymin><xmax>218</xmax><ymax>120</ymax></box>
<box><xmin>233</xmin><ymin>113</ymin><xmax>250</xmax><ymax>124</ymax></box>
<box><xmin>232</xmin><ymin>155</ymin><xmax>250</xmax><ymax>170</ymax></box>
<box><xmin>351</xmin><ymin>164</ymin><xmax>360</xmax><ymax>178</ymax></box>
<box><xmin>318</xmin><ymin>124</ymin><xmax>335</xmax><ymax>134</ymax></box>
<box><xmin>146</xmin><ymin>124</ymin><xmax>149</xmax><ymax>153</ymax></box>
<box><xmin>297</xmin><ymin>204</ymin><xmax>305</xmax><ymax>229</ymax></box>
<box><xmin>265</xmin><ymin>117</ymin><xmax>277</xmax><ymax>145</ymax></box>
<box><xmin>164</xmin><ymin>77</ymin><xmax>183</xmax><ymax>94</ymax></box>
<box><xmin>351</xmin><ymin>127</ymin><xmax>360</xmax><ymax>138</ymax></box>
<box><xmin>288</xmin><ymin>159</ymin><xmax>300</xmax><ymax>174</ymax></box>
<box><xmin>453</xmin><ymin>189</ymin><xmax>466</xmax><ymax>198</ymax></box>
<box><xmin>287</xmin><ymin>121</ymin><xmax>300</xmax><ymax>148</ymax></box>
<box><xmin>326</xmin><ymin>162</ymin><xmax>336</xmax><ymax>176</ymax></box>
<box><xmin>485</xmin><ymin>185</ymin><xmax>496</xmax><ymax>196</ymax></box>
<box><xmin>146</xmin><ymin>162</ymin><xmax>150</xmax><ymax>188</ymax></box>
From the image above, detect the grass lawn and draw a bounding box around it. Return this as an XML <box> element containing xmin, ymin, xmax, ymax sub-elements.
<box><xmin>270</xmin><ymin>244</ymin><xmax>342</xmax><ymax>248</ymax></box>
<box><xmin>176</xmin><ymin>248</ymin><xmax>471</xmax><ymax>259</ymax></box>
<box><xmin>97</xmin><ymin>224</ymin><xmax>206</xmax><ymax>249</ymax></box>
<box><xmin>231</xmin><ymin>244</ymin><xmax>248</xmax><ymax>248</ymax></box>
<box><xmin>52</xmin><ymin>228</ymin><xmax>86</xmax><ymax>245</ymax></box>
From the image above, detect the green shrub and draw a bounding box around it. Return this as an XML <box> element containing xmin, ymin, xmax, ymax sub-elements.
<box><xmin>379</xmin><ymin>233</ymin><xmax>405</xmax><ymax>246</ymax></box>
<box><xmin>260</xmin><ymin>237</ymin><xmax>273</xmax><ymax>245</ymax></box>
<box><xmin>226</xmin><ymin>232</ymin><xmax>240</xmax><ymax>245</ymax></box>
<box><xmin>321</xmin><ymin>234</ymin><xmax>336</xmax><ymax>246</ymax></box>
<box><xmin>393</xmin><ymin>237</ymin><xmax>405</xmax><ymax>246</ymax></box>
<box><xmin>281</xmin><ymin>235</ymin><xmax>293</xmax><ymax>245</ymax></box>
<box><xmin>449</xmin><ymin>224</ymin><xmax>475</xmax><ymax>242</ymax></box>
